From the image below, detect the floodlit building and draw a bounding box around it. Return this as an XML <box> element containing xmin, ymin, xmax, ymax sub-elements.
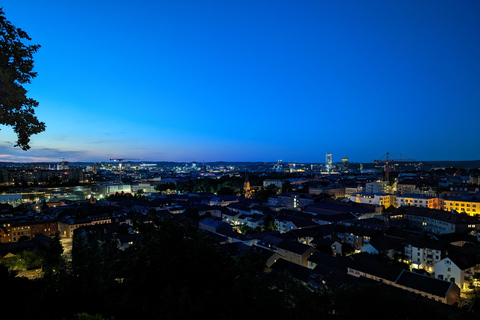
<box><xmin>96</xmin><ymin>184</ymin><xmax>132</xmax><ymax>197</ymax></box>
<box><xmin>443</xmin><ymin>199</ymin><xmax>480</xmax><ymax>216</ymax></box>
<box><xmin>326</xmin><ymin>153</ymin><xmax>332</xmax><ymax>173</ymax></box>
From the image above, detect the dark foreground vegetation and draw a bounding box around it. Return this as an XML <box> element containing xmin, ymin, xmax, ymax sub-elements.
<box><xmin>0</xmin><ymin>215</ymin><xmax>463</xmax><ymax>320</ymax></box>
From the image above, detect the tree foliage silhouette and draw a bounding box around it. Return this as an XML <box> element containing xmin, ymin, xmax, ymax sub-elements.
<box><xmin>0</xmin><ymin>8</ymin><xmax>45</xmax><ymax>150</ymax></box>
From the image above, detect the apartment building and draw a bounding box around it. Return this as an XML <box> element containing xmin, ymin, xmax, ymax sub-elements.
<box><xmin>443</xmin><ymin>199</ymin><xmax>480</xmax><ymax>216</ymax></box>
<box><xmin>395</xmin><ymin>194</ymin><xmax>433</xmax><ymax>208</ymax></box>
<box><xmin>350</xmin><ymin>192</ymin><xmax>395</xmax><ymax>208</ymax></box>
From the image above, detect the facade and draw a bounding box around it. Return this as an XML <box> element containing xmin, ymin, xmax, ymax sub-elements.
<box><xmin>443</xmin><ymin>199</ymin><xmax>480</xmax><ymax>216</ymax></box>
<box><xmin>365</xmin><ymin>180</ymin><xmax>390</xmax><ymax>194</ymax></box>
<box><xmin>405</xmin><ymin>238</ymin><xmax>447</xmax><ymax>273</ymax></box>
<box><xmin>58</xmin><ymin>219</ymin><xmax>93</xmax><ymax>238</ymax></box>
<box><xmin>326</xmin><ymin>153</ymin><xmax>332</xmax><ymax>173</ymax></box>
<box><xmin>96</xmin><ymin>183</ymin><xmax>132</xmax><ymax>196</ymax></box>
<box><xmin>350</xmin><ymin>192</ymin><xmax>395</xmax><ymax>208</ymax></box>
<box><xmin>395</xmin><ymin>194</ymin><xmax>433</xmax><ymax>208</ymax></box>
<box><xmin>209</xmin><ymin>197</ymin><xmax>239</xmax><ymax>207</ymax></box>
<box><xmin>396</xmin><ymin>180</ymin><xmax>436</xmax><ymax>196</ymax></box>
<box><xmin>394</xmin><ymin>270</ymin><xmax>461</xmax><ymax>305</ymax></box>
<box><xmin>199</xmin><ymin>218</ymin><xmax>230</xmax><ymax>233</ymax></box>
<box><xmin>0</xmin><ymin>219</ymin><xmax>58</xmax><ymax>243</ymax></box>
<box><xmin>435</xmin><ymin>255</ymin><xmax>480</xmax><ymax>294</ymax></box>
<box><xmin>347</xmin><ymin>254</ymin><xmax>461</xmax><ymax>305</ymax></box>
<box><xmin>276</xmin><ymin>239</ymin><xmax>317</xmax><ymax>267</ymax></box>
<box><xmin>263</xmin><ymin>179</ymin><xmax>283</xmax><ymax>189</ymax></box>
<box><xmin>131</xmin><ymin>183</ymin><xmax>156</xmax><ymax>194</ymax></box>
<box><xmin>341</xmin><ymin>157</ymin><xmax>349</xmax><ymax>172</ymax></box>
<box><xmin>394</xmin><ymin>206</ymin><xmax>480</xmax><ymax>234</ymax></box>
<box><xmin>269</xmin><ymin>193</ymin><xmax>315</xmax><ymax>209</ymax></box>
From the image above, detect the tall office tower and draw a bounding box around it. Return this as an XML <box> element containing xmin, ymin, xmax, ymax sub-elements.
<box><xmin>342</xmin><ymin>157</ymin><xmax>349</xmax><ymax>172</ymax></box>
<box><xmin>326</xmin><ymin>153</ymin><xmax>332</xmax><ymax>173</ymax></box>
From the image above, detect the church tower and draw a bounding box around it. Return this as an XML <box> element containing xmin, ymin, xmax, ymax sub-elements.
<box><xmin>243</xmin><ymin>169</ymin><xmax>251</xmax><ymax>192</ymax></box>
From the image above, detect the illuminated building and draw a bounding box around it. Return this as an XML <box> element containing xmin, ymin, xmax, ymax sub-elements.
<box><xmin>395</xmin><ymin>194</ymin><xmax>433</xmax><ymax>208</ymax></box>
<box><xmin>96</xmin><ymin>183</ymin><xmax>132</xmax><ymax>196</ymax></box>
<box><xmin>243</xmin><ymin>170</ymin><xmax>252</xmax><ymax>197</ymax></box>
<box><xmin>326</xmin><ymin>153</ymin><xmax>332</xmax><ymax>173</ymax></box>
<box><xmin>365</xmin><ymin>180</ymin><xmax>390</xmax><ymax>194</ymax></box>
<box><xmin>341</xmin><ymin>157</ymin><xmax>349</xmax><ymax>171</ymax></box>
<box><xmin>57</xmin><ymin>158</ymin><xmax>69</xmax><ymax>170</ymax></box>
<box><xmin>350</xmin><ymin>192</ymin><xmax>395</xmax><ymax>208</ymax></box>
<box><xmin>0</xmin><ymin>219</ymin><xmax>58</xmax><ymax>243</ymax></box>
<box><xmin>443</xmin><ymin>199</ymin><xmax>480</xmax><ymax>216</ymax></box>
<box><xmin>390</xmin><ymin>206</ymin><xmax>479</xmax><ymax>234</ymax></box>
<box><xmin>435</xmin><ymin>252</ymin><xmax>480</xmax><ymax>293</ymax></box>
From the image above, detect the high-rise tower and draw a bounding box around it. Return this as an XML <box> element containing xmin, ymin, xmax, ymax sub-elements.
<box><xmin>326</xmin><ymin>153</ymin><xmax>332</xmax><ymax>173</ymax></box>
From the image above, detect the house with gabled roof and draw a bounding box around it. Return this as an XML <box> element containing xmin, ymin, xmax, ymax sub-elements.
<box><xmin>394</xmin><ymin>270</ymin><xmax>460</xmax><ymax>305</ymax></box>
<box><xmin>199</xmin><ymin>217</ymin><xmax>231</xmax><ymax>233</ymax></box>
<box><xmin>275</xmin><ymin>239</ymin><xmax>317</xmax><ymax>267</ymax></box>
<box><xmin>435</xmin><ymin>247</ymin><xmax>480</xmax><ymax>293</ymax></box>
<box><xmin>275</xmin><ymin>215</ymin><xmax>318</xmax><ymax>233</ymax></box>
<box><xmin>347</xmin><ymin>252</ymin><xmax>461</xmax><ymax>305</ymax></box>
<box><xmin>198</xmin><ymin>205</ymin><xmax>224</xmax><ymax>218</ymax></box>
<box><xmin>361</xmin><ymin>234</ymin><xmax>404</xmax><ymax>259</ymax></box>
<box><xmin>269</xmin><ymin>258</ymin><xmax>313</xmax><ymax>284</ymax></box>
<box><xmin>236</xmin><ymin>213</ymin><xmax>264</xmax><ymax>230</ymax></box>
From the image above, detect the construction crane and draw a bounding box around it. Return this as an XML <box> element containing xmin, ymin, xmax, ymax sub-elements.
<box><xmin>374</xmin><ymin>152</ymin><xmax>415</xmax><ymax>182</ymax></box>
<box><xmin>109</xmin><ymin>158</ymin><xmax>142</xmax><ymax>183</ymax></box>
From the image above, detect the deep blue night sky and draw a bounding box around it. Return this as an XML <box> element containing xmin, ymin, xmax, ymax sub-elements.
<box><xmin>1</xmin><ymin>1</ymin><xmax>479</xmax><ymax>163</ymax></box>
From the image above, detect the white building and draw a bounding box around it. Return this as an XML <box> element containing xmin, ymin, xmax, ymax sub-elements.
<box><xmin>131</xmin><ymin>183</ymin><xmax>156</xmax><ymax>194</ymax></box>
<box><xmin>365</xmin><ymin>180</ymin><xmax>390</xmax><ymax>194</ymax></box>
<box><xmin>97</xmin><ymin>184</ymin><xmax>132</xmax><ymax>197</ymax></box>
<box><xmin>326</xmin><ymin>153</ymin><xmax>332</xmax><ymax>173</ymax></box>
<box><xmin>350</xmin><ymin>192</ymin><xmax>395</xmax><ymax>208</ymax></box>
<box><xmin>435</xmin><ymin>251</ymin><xmax>480</xmax><ymax>293</ymax></box>
<box><xmin>395</xmin><ymin>194</ymin><xmax>434</xmax><ymax>208</ymax></box>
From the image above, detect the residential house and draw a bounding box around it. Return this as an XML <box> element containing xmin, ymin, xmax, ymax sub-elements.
<box><xmin>361</xmin><ymin>234</ymin><xmax>404</xmax><ymax>259</ymax></box>
<box><xmin>394</xmin><ymin>270</ymin><xmax>460</xmax><ymax>305</ymax></box>
<box><xmin>198</xmin><ymin>205</ymin><xmax>224</xmax><ymax>218</ymax></box>
<box><xmin>209</xmin><ymin>196</ymin><xmax>239</xmax><ymax>207</ymax></box>
<box><xmin>275</xmin><ymin>214</ymin><xmax>318</xmax><ymax>233</ymax></box>
<box><xmin>275</xmin><ymin>239</ymin><xmax>317</xmax><ymax>267</ymax></box>
<box><xmin>199</xmin><ymin>218</ymin><xmax>231</xmax><ymax>233</ymax></box>
<box><xmin>347</xmin><ymin>253</ymin><xmax>460</xmax><ymax>305</ymax></box>
<box><xmin>435</xmin><ymin>248</ymin><xmax>480</xmax><ymax>293</ymax></box>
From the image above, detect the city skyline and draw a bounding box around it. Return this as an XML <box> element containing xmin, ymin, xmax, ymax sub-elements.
<box><xmin>1</xmin><ymin>1</ymin><xmax>480</xmax><ymax>163</ymax></box>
